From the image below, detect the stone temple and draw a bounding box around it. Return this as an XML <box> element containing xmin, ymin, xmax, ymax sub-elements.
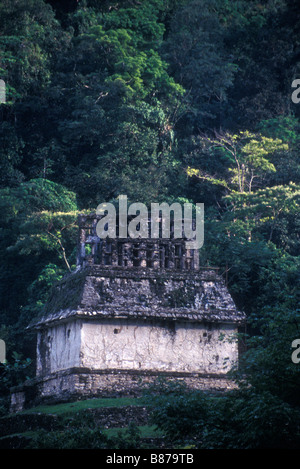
<box><xmin>11</xmin><ymin>213</ymin><xmax>245</xmax><ymax>411</ymax></box>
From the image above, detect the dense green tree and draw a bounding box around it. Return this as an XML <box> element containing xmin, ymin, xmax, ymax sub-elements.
<box><xmin>0</xmin><ymin>0</ymin><xmax>299</xmax><ymax>447</ymax></box>
<box><xmin>0</xmin><ymin>0</ymin><xmax>68</xmax><ymax>98</ymax></box>
<box><xmin>0</xmin><ymin>179</ymin><xmax>78</xmax><ymax>356</ymax></box>
<box><xmin>219</xmin><ymin>0</ymin><xmax>300</xmax><ymax>128</ymax></box>
<box><xmin>187</xmin><ymin>130</ymin><xmax>288</xmax><ymax>193</ymax></box>
<box><xmin>161</xmin><ymin>0</ymin><xmax>238</xmax><ymax>133</ymax></box>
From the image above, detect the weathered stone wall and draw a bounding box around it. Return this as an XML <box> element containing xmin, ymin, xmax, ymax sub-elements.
<box><xmin>81</xmin><ymin>319</ymin><xmax>238</xmax><ymax>374</ymax></box>
<box><xmin>36</xmin><ymin>318</ymin><xmax>238</xmax><ymax>377</ymax></box>
<box><xmin>35</xmin><ymin>368</ymin><xmax>237</xmax><ymax>402</ymax></box>
<box><xmin>36</xmin><ymin>320</ymin><xmax>81</xmax><ymax>376</ymax></box>
<box><xmin>10</xmin><ymin>367</ymin><xmax>237</xmax><ymax>412</ymax></box>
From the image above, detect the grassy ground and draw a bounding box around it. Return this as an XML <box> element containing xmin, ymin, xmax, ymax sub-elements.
<box><xmin>2</xmin><ymin>425</ymin><xmax>163</xmax><ymax>440</ymax></box>
<box><xmin>0</xmin><ymin>396</ymin><xmax>165</xmax><ymax>448</ymax></box>
<box><xmin>20</xmin><ymin>396</ymin><xmax>145</xmax><ymax>415</ymax></box>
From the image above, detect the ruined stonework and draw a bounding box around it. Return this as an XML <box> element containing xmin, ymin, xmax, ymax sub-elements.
<box><xmin>10</xmin><ymin>214</ymin><xmax>245</xmax><ymax>411</ymax></box>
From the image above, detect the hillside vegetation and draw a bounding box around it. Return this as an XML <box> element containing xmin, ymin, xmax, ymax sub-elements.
<box><xmin>0</xmin><ymin>0</ymin><xmax>300</xmax><ymax>448</ymax></box>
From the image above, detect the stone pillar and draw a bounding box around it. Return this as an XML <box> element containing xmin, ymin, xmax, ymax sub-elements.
<box><xmin>139</xmin><ymin>241</ymin><xmax>147</xmax><ymax>268</ymax></box>
<box><xmin>152</xmin><ymin>241</ymin><xmax>160</xmax><ymax>269</ymax></box>
<box><xmin>77</xmin><ymin>222</ymin><xmax>86</xmax><ymax>266</ymax></box>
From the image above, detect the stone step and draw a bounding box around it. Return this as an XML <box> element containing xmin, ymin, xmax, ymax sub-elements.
<box><xmin>0</xmin><ymin>405</ymin><xmax>162</xmax><ymax>449</ymax></box>
<box><xmin>0</xmin><ymin>413</ymin><xmax>60</xmax><ymax>438</ymax></box>
<box><xmin>0</xmin><ymin>405</ymin><xmax>151</xmax><ymax>438</ymax></box>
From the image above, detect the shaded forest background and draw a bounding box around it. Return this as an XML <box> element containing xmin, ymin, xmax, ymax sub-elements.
<box><xmin>0</xmin><ymin>0</ymin><xmax>300</xmax><ymax>448</ymax></box>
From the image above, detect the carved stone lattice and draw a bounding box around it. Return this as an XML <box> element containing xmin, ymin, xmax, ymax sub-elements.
<box><xmin>76</xmin><ymin>214</ymin><xmax>199</xmax><ymax>270</ymax></box>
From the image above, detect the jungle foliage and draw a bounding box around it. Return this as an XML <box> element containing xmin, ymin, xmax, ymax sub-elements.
<box><xmin>0</xmin><ymin>0</ymin><xmax>300</xmax><ymax>448</ymax></box>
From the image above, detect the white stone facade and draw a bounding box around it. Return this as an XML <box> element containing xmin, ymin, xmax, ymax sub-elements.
<box><xmin>37</xmin><ymin>318</ymin><xmax>238</xmax><ymax>377</ymax></box>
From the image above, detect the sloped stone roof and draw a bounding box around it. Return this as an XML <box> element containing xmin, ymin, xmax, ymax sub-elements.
<box><xmin>31</xmin><ymin>266</ymin><xmax>245</xmax><ymax>328</ymax></box>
